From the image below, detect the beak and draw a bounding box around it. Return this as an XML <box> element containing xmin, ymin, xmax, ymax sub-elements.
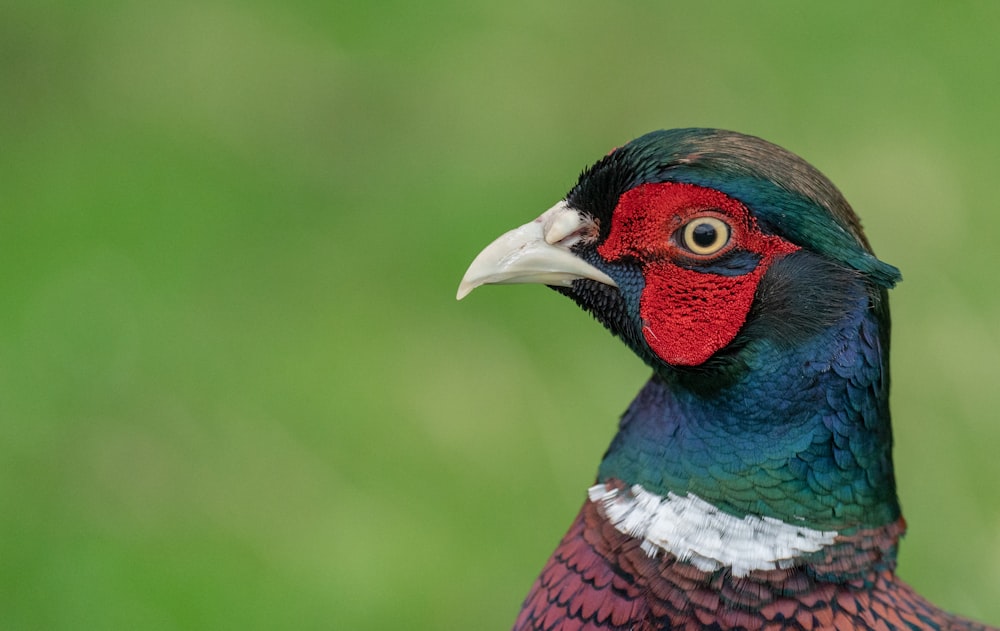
<box><xmin>457</xmin><ymin>201</ymin><xmax>617</xmax><ymax>300</ymax></box>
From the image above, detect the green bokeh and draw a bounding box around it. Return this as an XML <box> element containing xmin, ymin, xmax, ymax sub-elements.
<box><xmin>2</xmin><ymin>2</ymin><xmax>998</xmax><ymax>629</ymax></box>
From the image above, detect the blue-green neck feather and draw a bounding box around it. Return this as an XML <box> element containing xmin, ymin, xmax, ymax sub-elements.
<box><xmin>596</xmin><ymin>271</ymin><xmax>900</xmax><ymax>532</ymax></box>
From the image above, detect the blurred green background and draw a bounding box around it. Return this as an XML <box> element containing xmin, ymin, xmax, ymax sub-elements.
<box><xmin>3</xmin><ymin>1</ymin><xmax>999</xmax><ymax>629</ymax></box>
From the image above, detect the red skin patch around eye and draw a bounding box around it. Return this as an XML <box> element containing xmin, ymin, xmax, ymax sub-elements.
<box><xmin>597</xmin><ymin>182</ymin><xmax>799</xmax><ymax>366</ymax></box>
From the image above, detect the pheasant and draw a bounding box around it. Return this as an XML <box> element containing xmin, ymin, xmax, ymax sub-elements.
<box><xmin>457</xmin><ymin>129</ymin><xmax>996</xmax><ymax>631</ymax></box>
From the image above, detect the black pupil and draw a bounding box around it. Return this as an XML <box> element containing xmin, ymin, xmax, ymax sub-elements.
<box><xmin>692</xmin><ymin>222</ymin><xmax>718</xmax><ymax>248</ymax></box>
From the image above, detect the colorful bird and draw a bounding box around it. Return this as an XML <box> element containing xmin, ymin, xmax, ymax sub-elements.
<box><xmin>458</xmin><ymin>129</ymin><xmax>996</xmax><ymax>631</ymax></box>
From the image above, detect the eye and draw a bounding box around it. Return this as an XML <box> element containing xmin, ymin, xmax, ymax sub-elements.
<box><xmin>680</xmin><ymin>217</ymin><xmax>730</xmax><ymax>256</ymax></box>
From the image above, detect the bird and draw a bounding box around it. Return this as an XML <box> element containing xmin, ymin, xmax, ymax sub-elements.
<box><xmin>457</xmin><ymin>129</ymin><xmax>996</xmax><ymax>631</ymax></box>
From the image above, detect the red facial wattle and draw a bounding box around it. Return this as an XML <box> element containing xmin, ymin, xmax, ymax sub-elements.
<box><xmin>597</xmin><ymin>182</ymin><xmax>800</xmax><ymax>366</ymax></box>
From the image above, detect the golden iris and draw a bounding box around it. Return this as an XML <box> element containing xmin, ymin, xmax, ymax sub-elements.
<box><xmin>681</xmin><ymin>217</ymin><xmax>730</xmax><ymax>255</ymax></box>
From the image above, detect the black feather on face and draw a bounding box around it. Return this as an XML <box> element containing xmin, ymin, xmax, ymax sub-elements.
<box><xmin>565</xmin><ymin>150</ymin><xmax>644</xmax><ymax>243</ymax></box>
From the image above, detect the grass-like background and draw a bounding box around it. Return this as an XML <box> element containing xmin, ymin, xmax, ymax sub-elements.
<box><xmin>3</xmin><ymin>2</ymin><xmax>999</xmax><ymax>629</ymax></box>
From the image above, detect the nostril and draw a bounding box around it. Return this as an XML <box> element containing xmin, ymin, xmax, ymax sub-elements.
<box><xmin>543</xmin><ymin>203</ymin><xmax>592</xmax><ymax>247</ymax></box>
